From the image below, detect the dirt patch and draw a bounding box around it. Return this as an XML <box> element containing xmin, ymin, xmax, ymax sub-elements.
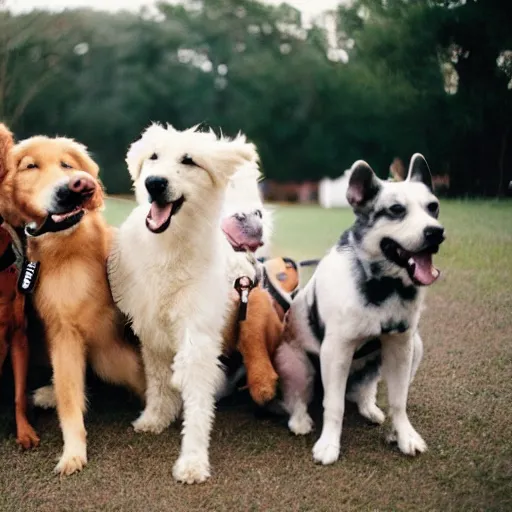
<box><xmin>1</xmin><ymin>201</ymin><xmax>511</xmax><ymax>511</ymax></box>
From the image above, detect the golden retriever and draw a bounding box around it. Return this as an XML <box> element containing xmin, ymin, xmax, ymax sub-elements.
<box><xmin>0</xmin><ymin>126</ymin><xmax>145</xmax><ymax>475</ymax></box>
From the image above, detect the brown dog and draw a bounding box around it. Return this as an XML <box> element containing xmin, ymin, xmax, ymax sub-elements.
<box><xmin>0</xmin><ymin>124</ymin><xmax>39</xmax><ymax>449</ymax></box>
<box><xmin>222</xmin><ymin>257</ymin><xmax>300</xmax><ymax>405</ymax></box>
<box><xmin>0</xmin><ymin>225</ymin><xmax>40</xmax><ymax>449</ymax></box>
<box><xmin>0</xmin><ymin>126</ymin><xmax>145</xmax><ymax>475</ymax></box>
<box><xmin>0</xmin><ymin>134</ymin><xmax>41</xmax><ymax>450</ymax></box>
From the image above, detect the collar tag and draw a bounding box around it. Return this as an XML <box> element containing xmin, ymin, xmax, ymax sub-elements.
<box><xmin>17</xmin><ymin>259</ymin><xmax>40</xmax><ymax>294</ymax></box>
<box><xmin>234</xmin><ymin>276</ymin><xmax>253</xmax><ymax>322</ymax></box>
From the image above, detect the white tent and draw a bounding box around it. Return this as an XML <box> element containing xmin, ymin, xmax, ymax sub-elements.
<box><xmin>319</xmin><ymin>169</ymin><xmax>352</xmax><ymax>208</ymax></box>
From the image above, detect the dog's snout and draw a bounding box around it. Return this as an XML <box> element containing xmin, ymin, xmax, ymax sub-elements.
<box><xmin>233</xmin><ymin>211</ymin><xmax>263</xmax><ymax>238</ymax></box>
<box><xmin>424</xmin><ymin>226</ymin><xmax>445</xmax><ymax>245</ymax></box>
<box><xmin>251</xmin><ymin>223</ymin><xmax>263</xmax><ymax>239</ymax></box>
<box><xmin>145</xmin><ymin>176</ymin><xmax>168</xmax><ymax>201</ymax></box>
<box><xmin>69</xmin><ymin>176</ymin><xmax>95</xmax><ymax>196</ymax></box>
<box><xmin>54</xmin><ymin>175</ymin><xmax>96</xmax><ymax>210</ymax></box>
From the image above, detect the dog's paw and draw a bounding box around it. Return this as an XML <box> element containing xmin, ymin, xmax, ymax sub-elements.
<box><xmin>249</xmin><ymin>372</ymin><xmax>279</xmax><ymax>406</ymax></box>
<box><xmin>388</xmin><ymin>425</ymin><xmax>427</xmax><ymax>456</ymax></box>
<box><xmin>33</xmin><ymin>385</ymin><xmax>57</xmax><ymax>409</ymax></box>
<box><xmin>132</xmin><ymin>412</ymin><xmax>168</xmax><ymax>434</ymax></box>
<box><xmin>359</xmin><ymin>403</ymin><xmax>386</xmax><ymax>425</ymax></box>
<box><xmin>288</xmin><ymin>411</ymin><xmax>314</xmax><ymax>436</ymax></box>
<box><xmin>172</xmin><ymin>454</ymin><xmax>210</xmax><ymax>484</ymax></box>
<box><xmin>54</xmin><ymin>451</ymin><xmax>87</xmax><ymax>476</ymax></box>
<box><xmin>312</xmin><ymin>437</ymin><xmax>340</xmax><ymax>465</ymax></box>
<box><xmin>16</xmin><ymin>424</ymin><xmax>40</xmax><ymax>450</ymax></box>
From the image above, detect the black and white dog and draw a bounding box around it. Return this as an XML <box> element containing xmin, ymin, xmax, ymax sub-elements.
<box><xmin>275</xmin><ymin>154</ymin><xmax>445</xmax><ymax>465</ymax></box>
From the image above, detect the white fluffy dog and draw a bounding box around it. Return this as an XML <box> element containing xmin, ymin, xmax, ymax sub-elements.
<box><xmin>108</xmin><ymin>123</ymin><xmax>257</xmax><ymax>484</ymax></box>
<box><xmin>222</xmin><ymin>160</ymin><xmax>272</xmax><ymax>256</ymax></box>
<box><xmin>220</xmin><ymin>159</ymin><xmax>272</xmax><ymax>285</ymax></box>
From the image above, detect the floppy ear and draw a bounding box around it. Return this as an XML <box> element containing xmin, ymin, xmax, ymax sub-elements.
<box><xmin>126</xmin><ymin>137</ymin><xmax>146</xmax><ymax>180</ymax></box>
<box><xmin>196</xmin><ymin>135</ymin><xmax>258</xmax><ymax>185</ymax></box>
<box><xmin>126</xmin><ymin>123</ymin><xmax>169</xmax><ymax>180</ymax></box>
<box><xmin>0</xmin><ymin>124</ymin><xmax>14</xmax><ymax>182</ymax></box>
<box><xmin>406</xmin><ymin>153</ymin><xmax>433</xmax><ymax>190</ymax></box>
<box><xmin>346</xmin><ymin>160</ymin><xmax>381</xmax><ymax>209</ymax></box>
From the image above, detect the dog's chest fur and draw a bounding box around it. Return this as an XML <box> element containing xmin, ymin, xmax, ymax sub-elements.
<box><xmin>304</xmin><ymin>246</ymin><xmax>424</xmax><ymax>348</ymax></box>
<box><xmin>109</xmin><ymin>206</ymin><xmax>229</xmax><ymax>355</ymax></box>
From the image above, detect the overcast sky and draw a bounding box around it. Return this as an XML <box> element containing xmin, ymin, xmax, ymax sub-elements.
<box><xmin>11</xmin><ymin>0</ymin><xmax>341</xmax><ymax>21</ymax></box>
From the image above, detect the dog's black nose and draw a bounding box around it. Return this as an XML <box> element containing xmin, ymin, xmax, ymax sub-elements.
<box><xmin>424</xmin><ymin>226</ymin><xmax>445</xmax><ymax>245</ymax></box>
<box><xmin>145</xmin><ymin>176</ymin><xmax>168</xmax><ymax>201</ymax></box>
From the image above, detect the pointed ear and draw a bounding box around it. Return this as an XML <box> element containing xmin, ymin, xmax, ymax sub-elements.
<box><xmin>346</xmin><ymin>160</ymin><xmax>381</xmax><ymax>208</ymax></box>
<box><xmin>407</xmin><ymin>153</ymin><xmax>433</xmax><ymax>190</ymax></box>
<box><xmin>0</xmin><ymin>124</ymin><xmax>14</xmax><ymax>182</ymax></box>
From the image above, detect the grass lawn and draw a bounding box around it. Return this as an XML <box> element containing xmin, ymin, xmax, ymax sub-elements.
<box><xmin>1</xmin><ymin>198</ymin><xmax>511</xmax><ymax>511</ymax></box>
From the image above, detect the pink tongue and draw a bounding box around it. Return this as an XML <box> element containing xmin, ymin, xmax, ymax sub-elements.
<box><xmin>412</xmin><ymin>252</ymin><xmax>439</xmax><ymax>286</ymax></box>
<box><xmin>221</xmin><ymin>217</ymin><xmax>263</xmax><ymax>252</ymax></box>
<box><xmin>148</xmin><ymin>202</ymin><xmax>172</xmax><ymax>231</ymax></box>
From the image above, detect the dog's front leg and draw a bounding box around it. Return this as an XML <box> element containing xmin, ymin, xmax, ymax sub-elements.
<box><xmin>381</xmin><ymin>333</ymin><xmax>427</xmax><ymax>456</ymax></box>
<box><xmin>133</xmin><ymin>344</ymin><xmax>181</xmax><ymax>434</ymax></box>
<box><xmin>11</xmin><ymin>326</ymin><xmax>40</xmax><ymax>449</ymax></box>
<box><xmin>50</xmin><ymin>328</ymin><xmax>87</xmax><ymax>476</ymax></box>
<box><xmin>171</xmin><ymin>328</ymin><xmax>223</xmax><ymax>484</ymax></box>
<box><xmin>238</xmin><ymin>288</ymin><xmax>281</xmax><ymax>405</ymax></box>
<box><xmin>313</xmin><ymin>334</ymin><xmax>357</xmax><ymax>465</ymax></box>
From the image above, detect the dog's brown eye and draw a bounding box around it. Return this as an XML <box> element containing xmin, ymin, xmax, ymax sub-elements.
<box><xmin>389</xmin><ymin>204</ymin><xmax>406</xmax><ymax>217</ymax></box>
<box><xmin>427</xmin><ymin>202</ymin><xmax>439</xmax><ymax>216</ymax></box>
<box><xmin>254</xmin><ymin>209</ymin><xmax>262</xmax><ymax>218</ymax></box>
<box><xmin>181</xmin><ymin>154</ymin><xmax>196</xmax><ymax>166</ymax></box>
<box><xmin>149</xmin><ymin>153</ymin><xmax>158</xmax><ymax>160</ymax></box>
<box><xmin>26</xmin><ymin>163</ymin><xmax>38</xmax><ymax>170</ymax></box>
<box><xmin>61</xmin><ymin>162</ymin><xmax>72</xmax><ymax>169</ymax></box>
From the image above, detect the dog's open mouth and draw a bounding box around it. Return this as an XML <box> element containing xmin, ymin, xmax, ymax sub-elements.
<box><xmin>26</xmin><ymin>207</ymin><xmax>85</xmax><ymax>237</ymax></box>
<box><xmin>146</xmin><ymin>196</ymin><xmax>185</xmax><ymax>234</ymax></box>
<box><xmin>51</xmin><ymin>206</ymin><xmax>84</xmax><ymax>225</ymax></box>
<box><xmin>223</xmin><ymin>230</ymin><xmax>263</xmax><ymax>253</ymax></box>
<box><xmin>380</xmin><ymin>237</ymin><xmax>441</xmax><ymax>286</ymax></box>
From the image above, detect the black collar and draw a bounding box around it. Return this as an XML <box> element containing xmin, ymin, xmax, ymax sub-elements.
<box><xmin>25</xmin><ymin>211</ymin><xmax>85</xmax><ymax>238</ymax></box>
<box><xmin>261</xmin><ymin>267</ymin><xmax>293</xmax><ymax>313</ymax></box>
<box><xmin>0</xmin><ymin>243</ymin><xmax>17</xmax><ymax>271</ymax></box>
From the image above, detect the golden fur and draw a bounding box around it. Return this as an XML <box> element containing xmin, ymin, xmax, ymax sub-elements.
<box><xmin>0</xmin><ymin>128</ymin><xmax>145</xmax><ymax>475</ymax></box>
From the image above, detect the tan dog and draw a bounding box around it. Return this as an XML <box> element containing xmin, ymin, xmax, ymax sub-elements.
<box><xmin>0</xmin><ymin>127</ymin><xmax>145</xmax><ymax>475</ymax></box>
<box><xmin>221</xmin><ymin>257</ymin><xmax>300</xmax><ymax>405</ymax></box>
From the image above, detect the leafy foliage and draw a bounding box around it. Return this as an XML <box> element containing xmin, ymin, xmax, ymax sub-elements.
<box><xmin>0</xmin><ymin>0</ymin><xmax>510</xmax><ymax>195</ymax></box>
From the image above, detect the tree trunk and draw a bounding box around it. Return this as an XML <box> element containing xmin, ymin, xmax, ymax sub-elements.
<box><xmin>497</xmin><ymin>125</ymin><xmax>510</xmax><ymax>198</ymax></box>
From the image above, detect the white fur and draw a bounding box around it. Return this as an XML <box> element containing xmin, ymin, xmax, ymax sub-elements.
<box><xmin>223</xmin><ymin>160</ymin><xmax>273</xmax><ymax>258</ymax></box>
<box><xmin>108</xmin><ymin>123</ymin><xmax>257</xmax><ymax>483</ymax></box>
<box><xmin>277</xmin><ymin>154</ymin><xmax>442</xmax><ymax>465</ymax></box>
<box><xmin>222</xmin><ymin>159</ymin><xmax>270</xmax><ymax>283</ymax></box>
<box><xmin>215</xmin><ymin>155</ymin><xmax>275</xmax><ymax>401</ymax></box>
<box><xmin>33</xmin><ymin>385</ymin><xmax>57</xmax><ymax>409</ymax></box>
